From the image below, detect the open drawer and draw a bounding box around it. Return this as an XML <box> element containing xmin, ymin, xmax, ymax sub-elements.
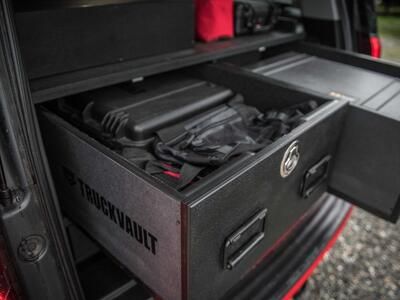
<box><xmin>218</xmin><ymin>41</ymin><xmax>400</xmax><ymax>223</ymax></box>
<box><xmin>38</xmin><ymin>66</ymin><xmax>347</xmax><ymax>300</ymax></box>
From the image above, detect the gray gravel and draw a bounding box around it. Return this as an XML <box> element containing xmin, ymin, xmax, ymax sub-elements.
<box><xmin>298</xmin><ymin>207</ymin><xmax>400</xmax><ymax>300</ymax></box>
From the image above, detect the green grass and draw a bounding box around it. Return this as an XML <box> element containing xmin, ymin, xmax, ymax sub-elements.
<box><xmin>376</xmin><ymin>4</ymin><xmax>400</xmax><ymax>14</ymax></box>
<box><xmin>377</xmin><ymin>16</ymin><xmax>400</xmax><ymax>62</ymax></box>
<box><xmin>378</xmin><ymin>16</ymin><xmax>400</xmax><ymax>36</ymax></box>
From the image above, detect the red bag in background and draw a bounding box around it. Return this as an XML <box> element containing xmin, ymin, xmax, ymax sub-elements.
<box><xmin>195</xmin><ymin>0</ymin><xmax>234</xmax><ymax>42</ymax></box>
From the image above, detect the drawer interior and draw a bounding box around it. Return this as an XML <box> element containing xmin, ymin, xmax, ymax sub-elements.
<box><xmin>247</xmin><ymin>51</ymin><xmax>395</xmax><ymax>103</ymax></box>
<box><xmin>224</xmin><ymin>42</ymin><xmax>400</xmax><ymax>106</ymax></box>
<box><xmin>42</xmin><ymin>67</ymin><xmax>340</xmax><ymax>199</ymax></box>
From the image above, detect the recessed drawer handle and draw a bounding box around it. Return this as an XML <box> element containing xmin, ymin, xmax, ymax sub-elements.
<box><xmin>226</xmin><ymin>232</ymin><xmax>265</xmax><ymax>270</ymax></box>
<box><xmin>300</xmin><ymin>155</ymin><xmax>331</xmax><ymax>198</ymax></box>
<box><xmin>223</xmin><ymin>209</ymin><xmax>267</xmax><ymax>270</ymax></box>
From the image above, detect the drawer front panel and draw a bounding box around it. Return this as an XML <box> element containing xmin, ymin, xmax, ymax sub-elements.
<box><xmin>187</xmin><ymin>102</ymin><xmax>346</xmax><ymax>300</ymax></box>
<box><xmin>330</xmin><ymin>103</ymin><xmax>400</xmax><ymax>222</ymax></box>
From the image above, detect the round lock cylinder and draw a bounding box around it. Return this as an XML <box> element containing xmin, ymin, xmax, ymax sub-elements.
<box><xmin>280</xmin><ymin>141</ymin><xmax>300</xmax><ymax>178</ymax></box>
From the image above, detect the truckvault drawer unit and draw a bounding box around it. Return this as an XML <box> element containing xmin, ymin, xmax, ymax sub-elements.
<box><xmin>39</xmin><ymin>68</ymin><xmax>347</xmax><ymax>300</ymax></box>
<box><xmin>38</xmin><ymin>41</ymin><xmax>400</xmax><ymax>300</ymax></box>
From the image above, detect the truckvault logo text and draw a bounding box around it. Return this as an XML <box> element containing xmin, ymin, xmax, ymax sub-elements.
<box><xmin>62</xmin><ymin>166</ymin><xmax>158</xmax><ymax>255</ymax></box>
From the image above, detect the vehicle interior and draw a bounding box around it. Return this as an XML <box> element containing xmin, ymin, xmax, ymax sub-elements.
<box><xmin>0</xmin><ymin>0</ymin><xmax>399</xmax><ymax>300</ymax></box>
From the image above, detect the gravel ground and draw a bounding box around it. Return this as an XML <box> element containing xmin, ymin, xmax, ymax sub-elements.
<box><xmin>298</xmin><ymin>208</ymin><xmax>400</xmax><ymax>300</ymax></box>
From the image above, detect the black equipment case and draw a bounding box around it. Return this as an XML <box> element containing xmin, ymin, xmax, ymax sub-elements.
<box><xmin>14</xmin><ymin>0</ymin><xmax>194</xmax><ymax>79</ymax></box>
<box><xmin>234</xmin><ymin>0</ymin><xmax>279</xmax><ymax>35</ymax></box>
<box><xmin>26</xmin><ymin>13</ymin><xmax>400</xmax><ymax>300</ymax></box>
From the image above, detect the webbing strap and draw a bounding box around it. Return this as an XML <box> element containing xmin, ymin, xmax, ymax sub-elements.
<box><xmin>177</xmin><ymin>163</ymin><xmax>204</xmax><ymax>189</ymax></box>
<box><xmin>145</xmin><ymin>160</ymin><xmax>204</xmax><ymax>190</ymax></box>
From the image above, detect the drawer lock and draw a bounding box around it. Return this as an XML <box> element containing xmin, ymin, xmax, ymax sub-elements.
<box><xmin>280</xmin><ymin>141</ymin><xmax>300</xmax><ymax>178</ymax></box>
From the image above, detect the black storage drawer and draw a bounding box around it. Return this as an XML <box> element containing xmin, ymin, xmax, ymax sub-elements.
<box><xmin>39</xmin><ymin>68</ymin><xmax>346</xmax><ymax>300</ymax></box>
<box><xmin>224</xmin><ymin>42</ymin><xmax>400</xmax><ymax>222</ymax></box>
<box><xmin>15</xmin><ymin>0</ymin><xmax>194</xmax><ymax>79</ymax></box>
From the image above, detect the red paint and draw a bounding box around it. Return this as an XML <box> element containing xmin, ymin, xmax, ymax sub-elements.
<box><xmin>281</xmin><ymin>206</ymin><xmax>353</xmax><ymax>300</ymax></box>
<box><xmin>370</xmin><ymin>36</ymin><xmax>382</xmax><ymax>58</ymax></box>
<box><xmin>0</xmin><ymin>239</ymin><xmax>19</xmax><ymax>300</ymax></box>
